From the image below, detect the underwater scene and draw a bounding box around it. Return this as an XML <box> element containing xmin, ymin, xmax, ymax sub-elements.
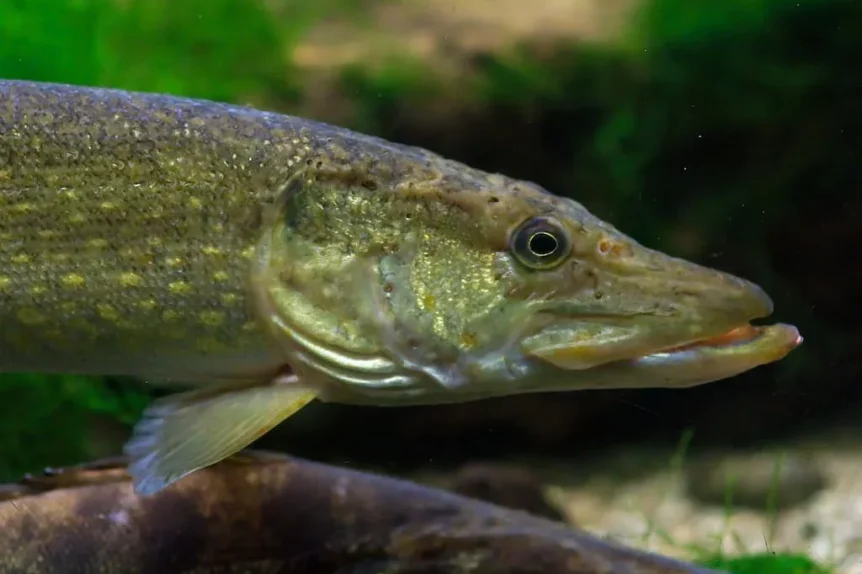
<box><xmin>0</xmin><ymin>0</ymin><xmax>858</xmax><ymax>572</ymax></box>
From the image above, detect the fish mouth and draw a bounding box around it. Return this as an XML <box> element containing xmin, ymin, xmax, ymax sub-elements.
<box><xmin>623</xmin><ymin>321</ymin><xmax>803</xmax><ymax>387</ymax></box>
<box><xmin>522</xmin><ymin>319</ymin><xmax>803</xmax><ymax>389</ymax></box>
<box><xmin>651</xmin><ymin>322</ymin><xmax>802</xmax><ymax>359</ymax></box>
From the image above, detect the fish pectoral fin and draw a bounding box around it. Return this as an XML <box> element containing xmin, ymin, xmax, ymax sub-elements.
<box><xmin>124</xmin><ymin>376</ymin><xmax>317</xmax><ymax>496</ymax></box>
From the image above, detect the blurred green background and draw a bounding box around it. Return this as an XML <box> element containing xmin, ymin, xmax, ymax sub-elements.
<box><xmin>0</xmin><ymin>1</ymin><xmax>858</xmax><ymax>569</ymax></box>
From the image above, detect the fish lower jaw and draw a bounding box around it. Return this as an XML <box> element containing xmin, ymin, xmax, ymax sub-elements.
<box><xmin>642</xmin><ymin>322</ymin><xmax>803</xmax><ymax>362</ymax></box>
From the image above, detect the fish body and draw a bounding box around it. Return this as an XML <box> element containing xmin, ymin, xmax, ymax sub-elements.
<box><xmin>0</xmin><ymin>451</ymin><xmax>727</xmax><ymax>574</ymax></box>
<box><xmin>0</xmin><ymin>80</ymin><xmax>382</xmax><ymax>384</ymax></box>
<box><xmin>0</xmin><ymin>80</ymin><xmax>802</xmax><ymax>495</ymax></box>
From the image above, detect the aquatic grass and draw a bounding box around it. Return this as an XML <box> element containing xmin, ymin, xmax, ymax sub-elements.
<box><xmin>593</xmin><ymin>427</ymin><xmax>836</xmax><ymax>573</ymax></box>
<box><xmin>699</xmin><ymin>553</ymin><xmax>834</xmax><ymax>574</ymax></box>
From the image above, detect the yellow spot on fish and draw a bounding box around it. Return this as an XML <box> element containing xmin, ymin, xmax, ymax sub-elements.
<box><xmin>169</xmin><ymin>281</ymin><xmax>192</xmax><ymax>295</ymax></box>
<box><xmin>0</xmin><ymin>276</ymin><xmax>9</xmax><ymax>289</ymax></box>
<box><xmin>37</xmin><ymin>230</ymin><xmax>56</xmax><ymax>239</ymax></box>
<box><xmin>220</xmin><ymin>293</ymin><xmax>239</xmax><ymax>305</ymax></box>
<box><xmin>100</xmin><ymin>201</ymin><xmax>118</xmax><ymax>210</ymax></box>
<box><xmin>60</xmin><ymin>302</ymin><xmax>77</xmax><ymax>315</ymax></box>
<box><xmin>139</xmin><ymin>299</ymin><xmax>157</xmax><ymax>310</ymax></box>
<box><xmin>97</xmin><ymin>303</ymin><xmax>120</xmax><ymax>321</ymax></box>
<box><xmin>68</xmin><ymin>212</ymin><xmax>86</xmax><ymax>224</ymax></box>
<box><xmin>61</xmin><ymin>273</ymin><xmax>85</xmax><ymax>288</ymax></box>
<box><xmin>88</xmin><ymin>238</ymin><xmax>108</xmax><ymax>249</ymax></box>
<box><xmin>422</xmin><ymin>295</ymin><xmax>437</xmax><ymax>311</ymax></box>
<box><xmin>116</xmin><ymin>318</ymin><xmax>137</xmax><ymax>330</ymax></box>
<box><xmin>69</xmin><ymin>317</ymin><xmax>98</xmax><ymax>337</ymax></box>
<box><xmin>44</xmin><ymin>328</ymin><xmax>65</xmax><ymax>343</ymax></box>
<box><xmin>29</xmin><ymin>285</ymin><xmax>46</xmax><ymax>295</ymax></box>
<box><xmin>148</xmin><ymin>237</ymin><xmax>163</xmax><ymax>246</ymax></box>
<box><xmin>196</xmin><ymin>336</ymin><xmax>227</xmax><ymax>353</ymax></box>
<box><xmin>199</xmin><ymin>310</ymin><xmax>225</xmax><ymax>326</ymax></box>
<box><xmin>202</xmin><ymin>246</ymin><xmax>221</xmax><ymax>256</ymax></box>
<box><xmin>17</xmin><ymin>307</ymin><xmax>46</xmax><ymax>325</ymax></box>
<box><xmin>242</xmin><ymin>321</ymin><xmax>258</xmax><ymax>332</ymax></box>
<box><xmin>165</xmin><ymin>257</ymin><xmax>183</xmax><ymax>267</ymax></box>
<box><xmin>166</xmin><ymin>326</ymin><xmax>187</xmax><ymax>339</ymax></box>
<box><xmin>119</xmin><ymin>272</ymin><xmax>142</xmax><ymax>287</ymax></box>
<box><xmin>460</xmin><ymin>331</ymin><xmax>478</xmax><ymax>349</ymax></box>
<box><xmin>11</xmin><ymin>254</ymin><xmax>29</xmax><ymax>264</ymax></box>
<box><xmin>0</xmin><ymin>169</ymin><xmax>9</xmax><ymax>180</ymax></box>
<box><xmin>240</xmin><ymin>247</ymin><xmax>255</xmax><ymax>260</ymax></box>
<box><xmin>188</xmin><ymin>197</ymin><xmax>204</xmax><ymax>209</ymax></box>
<box><xmin>162</xmin><ymin>309</ymin><xmax>181</xmax><ymax>322</ymax></box>
<box><xmin>212</xmin><ymin>271</ymin><xmax>230</xmax><ymax>282</ymax></box>
<box><xmin>12</xmin><ymin>202</ymin><xmax>35</xmax><ymax>213</ymax></box>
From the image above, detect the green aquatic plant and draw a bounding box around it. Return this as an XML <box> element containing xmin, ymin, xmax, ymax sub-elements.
<box><xmin>0</xmin><ymin>0</ymin><xmax>293</xmax><ymax>102</ymax></box>
<box><xmin>0</xmin><ymin>374</ymin><xmax>148</xmax><ymax>481</ymax></box>
<box><xmin>699</xmin><ymin>553</ymin><xmax>833</xmax><ymax>574</ymax></box>
<box><xmin>610</xmin><ymin>430</ymin><xmax>837</xmax><ymax>573</ymax></box>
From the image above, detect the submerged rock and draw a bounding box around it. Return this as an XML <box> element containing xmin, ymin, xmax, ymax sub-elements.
<box><xmin>684</xmin><ymin>451</ymin><xmax>828</xmax><ymax>511</ymax></box>
<box><xmin>447</xmin><ymin>461</ymin><xmax>568</xmax><ymax>522</ymax></box>
<box><xmin>0</xmin><ymin>450</ymin><xmax>726</xmax><ymax>574</ymax></box>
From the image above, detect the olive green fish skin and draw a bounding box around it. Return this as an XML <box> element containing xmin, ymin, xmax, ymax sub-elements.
<box><xmin>0</xmin><ymin>80</ymin><xmax>288</xmax><ymax>381</ymax></box>
<box><xmin>0</xmin><ymin>80</ymin><xmax>470</xmax><ymax>384</ymax></box>
<box><xmin>0</xmin><ymin>451</ymin><xmax>727</xmax><ymax>574</ymax></box>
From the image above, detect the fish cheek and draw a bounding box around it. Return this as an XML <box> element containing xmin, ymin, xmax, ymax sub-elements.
<box><xmin>381</xmin><ymin>236</ymin><xmax>512</xmax><ymax>360</ymax></box>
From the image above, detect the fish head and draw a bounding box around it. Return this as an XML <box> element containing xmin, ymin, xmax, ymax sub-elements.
<box><xmin>255</xmin><ymin>153</ymin><xmax>801</xmax><ymax>403</ymax></box>
<box><xmin>483</xmin><ymin>183</ymin><xmax>803</xmax><ymax>392</ymax></box>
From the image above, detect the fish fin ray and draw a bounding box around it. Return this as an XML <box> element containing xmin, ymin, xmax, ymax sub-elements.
<box><xmin>124</xmin><ymin>377</ymin><xmax>316</xmax><ymax>496</ymax></box>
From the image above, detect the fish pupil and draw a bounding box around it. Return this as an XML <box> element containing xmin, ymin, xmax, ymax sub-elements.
<box><xmin>529</xmin><ymin>231</ymin><xmax>559</xmax><ymax>257</ymax></box>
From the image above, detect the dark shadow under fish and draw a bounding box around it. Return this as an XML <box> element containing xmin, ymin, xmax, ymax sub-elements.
<box><xmin>0</xmin><ymin>450</ymin><xmax>726</xmax><ymax>574</ymax></box>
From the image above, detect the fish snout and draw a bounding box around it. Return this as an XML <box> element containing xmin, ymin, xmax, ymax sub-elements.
<box><xmin>725</xmin><ymin>274</ymin><xmax>773</xmax><ymax>320</ymax></box>
<box><xmin>660</xmin><ymin>258</ymin><xmax>775</xmax><ymax>335</ymax></box>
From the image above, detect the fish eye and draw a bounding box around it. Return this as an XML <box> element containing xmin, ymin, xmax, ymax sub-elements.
<box><xmin>510</xmin><ymin>216</ymin><xmax>571</xmax><ymax>270</ymax></box>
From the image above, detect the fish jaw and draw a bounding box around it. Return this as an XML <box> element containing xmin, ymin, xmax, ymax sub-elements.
<box><xmin>621</xmin><ymin>322</ymin><xmax>803</xmax><ymax>388</ymax></box>
<box><xmin>520</xmin><ymin>263</ymin><xmax>777</xmax><ymax>371</ymax></box>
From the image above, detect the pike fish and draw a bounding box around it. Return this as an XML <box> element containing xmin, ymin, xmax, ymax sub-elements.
<box><xmin>0</xmin><ymin>80</ymin><xmax>802</xmax><ymax>495</ymax></box>
<box><xmin>0</xmin><ymin>450</ymin><xmax>727</xmax><ymax>574</ymax></box>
